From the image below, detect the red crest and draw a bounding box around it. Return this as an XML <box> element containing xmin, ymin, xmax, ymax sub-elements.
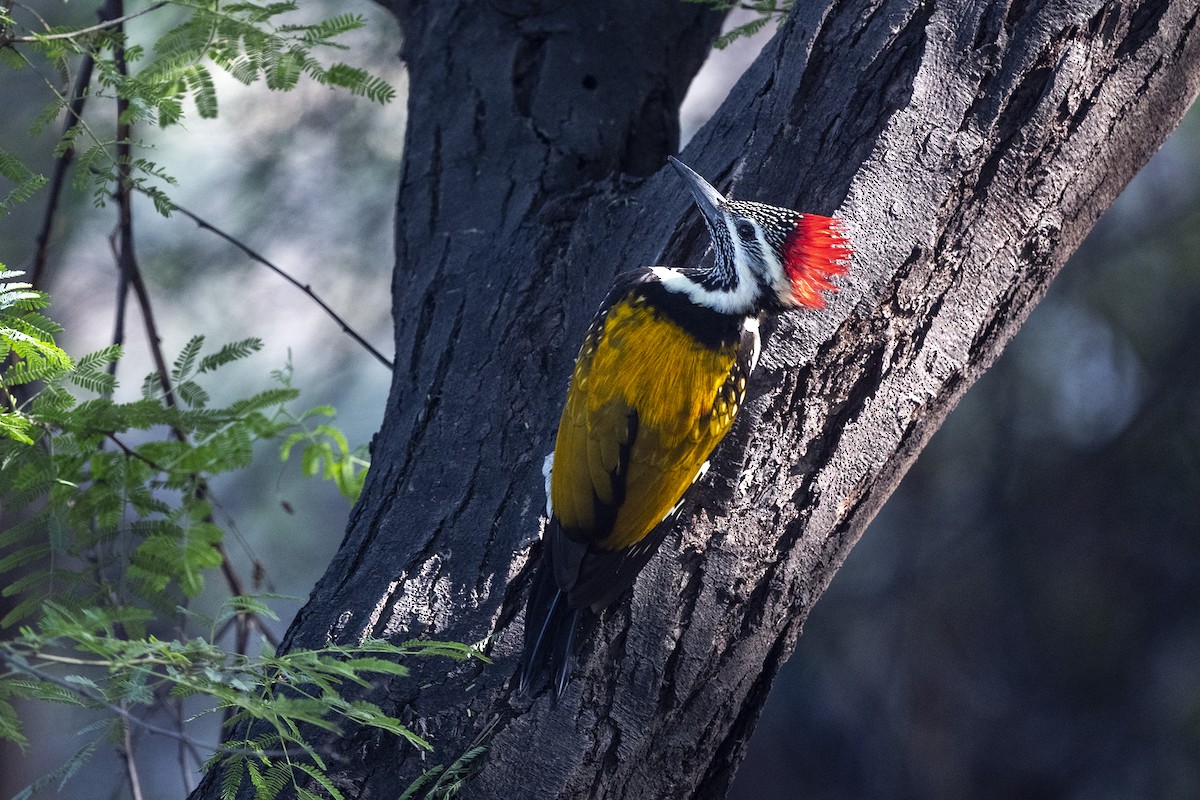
<box><xmin>782</xmin><ymin>215</ymin><xmax>852</xmax><ymax>309</ymax></box>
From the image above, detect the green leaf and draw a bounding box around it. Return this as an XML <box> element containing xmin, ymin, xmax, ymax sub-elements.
<box><xmin>0</xmin><ymin>542</ymin><xmax>50</xmax><ymax>574</ymax></box>
<box><xmin>187</xmin><ymin>64</ymin><xmax>219</xmax><ymax>118</ymax></box>
<box><xmin>69</xmin><ymin>344</ymin><xmax>122</xmax><ymax>395</ymax></box>
<box><xmin>322</xmin><ymin>63</ymin><xmax>395</xmax><ymax>104</ymax></box>
<box><xmin>397</xmin><ymin>766</ymin><xmax>445</xmax><ymax>800</ymax></box>
<box><xmin>1</xmin><ymin>593</ymin><xmax>58</xmax><ymax>627</ymax></box>
<box><xmin>341</xmin><ymin>657</ymin><xmax>410</xmax><ymax>679</ymax></box>
<box><xmin>296</xmin><ymin>13</ymin><xmax>364</xmax><ymax>44</ymax></box>
<box><xmin>173</xmin><ymin>335</ymin><xmax>205</xmax><ymax>383</ymax></box>
<box><xmin>198</xmin><ymin>338</ymin><xmax>263</xmax><ymax>373</ymax></box>
<box><xmin>0</xmin><ymin>411</ymin><xmax>36</xmax><ymax>444</ymax></box>
<box><xmin>293</xmin><ymin>762</ymin><xmax>346</xmax><ymax>800</ymax></box>
<box><xmin>3</xmin><ymin>680</ymin><xmax>87</xmax><ymax>708</ymax></box>
<box><xmin>219</xmin><ymin>758</ymin><xmax>246</xmax><ymax>800</ymax></box>
<box><xmin>129</xmin><ymin>521</ymin><xmax>224</xmax><ymax>597</ymax></box>
<box><xmin>0</xmin><ymin>148</ymin><xmax>47</xmax><ymax>216</ymax></box>
<box><xmin>179</xmin><ymin>379</ymin><xmax>211</xmax><ymax>408</ymax></box>
<box><xmin>158</xmin><ymin>96</ymin><xmax>184</xmax><ymax>127</ymax></box>
<box><xmin>0</xmin><ymin>695</ymin><xmax>29</xmax><ymax>749</ymax></box>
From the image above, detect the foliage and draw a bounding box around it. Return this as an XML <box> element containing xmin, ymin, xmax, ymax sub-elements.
<box><xmin>0</xmin><ymin>270</ymin><xmax>72</xmax><ymax>443</ymax></box>
<box><xmin>0</xmin><ymin>620</ymin><xmax>478</xmax><ymax>800</ymax></box>
<box><xmin>0</xmin><ymin>0</ymin><xmax>395</xmax><ymax>215</ymax></box>
<box><xmin>397</xmin><ymin>715</ymin><xmax>500</xmax><ymax>800</ymax></box>
<box><xmin>0</xmin><ymin>149</ymin><xmax>48</xmax><ymax>219</ymax></box>
<box><xmin>1</xmin><ymin>330</ymin><xmax>297</xmax><ymax>621</ymax></box>
<box><xmin>685</xmin><ymin>0</ymin><xmax>793</xmax><ymax>48</ymax></box>
<box><xmin>0</xmin><ymin>276</ymin><xmax>482</xmax><ymax>799</ymax></box>
<box><xmin>277</xmin><ymin>361</ymin><xmax>369</xmax><ymax>505</ymax></box>
<box><xmin>0</xmin><ymin>3</ymin><xmax>456</xmax><ymax>798</ymax></box>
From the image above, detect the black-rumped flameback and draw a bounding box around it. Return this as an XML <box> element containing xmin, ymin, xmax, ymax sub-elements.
<box><xmin>519</xmin><ymin>157</ymin><xmax>852</xmax><ymax>696</ymax></box>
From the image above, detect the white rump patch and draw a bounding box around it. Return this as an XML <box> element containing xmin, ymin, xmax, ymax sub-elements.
<box><xmin>743</xmin><ymin>316</ymin><xmax>762</xmax><ymax>371</ymax></box>
<box><xmin>542</xmin><ymin>451</ymin><xmax>555</xmax><ymax>524</ymax></box>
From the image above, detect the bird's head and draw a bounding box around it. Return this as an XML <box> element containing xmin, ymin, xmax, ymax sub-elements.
<box><xmin>668</xmin><ymin>156</ymin><xmax>851</xmax><ymax>316</ymax></box>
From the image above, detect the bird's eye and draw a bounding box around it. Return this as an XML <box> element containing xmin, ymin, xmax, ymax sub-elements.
<box><xmin>736</xmin><ymin>221</ymin><xmax>755</xmax><ymax>241</ymax></box>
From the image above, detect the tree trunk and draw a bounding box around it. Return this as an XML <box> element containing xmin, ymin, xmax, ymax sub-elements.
<box><xmin>191</xmin><ymin>0</ymin><xmax>1200</xmax><ymax>797</ymax></box>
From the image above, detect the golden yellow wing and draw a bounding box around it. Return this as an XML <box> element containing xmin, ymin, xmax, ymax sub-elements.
<box><xmin>547</xmin><ymin>270</ymin><xmax>754</xmax><ymax>610</ymax></box>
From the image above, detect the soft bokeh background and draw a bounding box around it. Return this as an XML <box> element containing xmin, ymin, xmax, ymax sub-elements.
<box><xmin>1</xmin><ymin>3</ymin><xmax>1197</xmax><ymax>798</ymax></box>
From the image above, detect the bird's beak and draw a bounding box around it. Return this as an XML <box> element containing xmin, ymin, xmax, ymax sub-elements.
<box><xmin>668</xmin><ymin>156</ymin><xmax>725</xmax><ymax>229</ymax></box>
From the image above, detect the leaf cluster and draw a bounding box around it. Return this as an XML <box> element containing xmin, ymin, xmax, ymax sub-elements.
<box><xmin>0</xmin><ymin>610</ymin><xmax>481</xmax><ymax>800</ymax></box>
<box><xmin>0</xmin><ymin>1</ymin><xmax>471</xmax><ymax>795</ymax></box>
<box><xmin>1</xmin><ymin>0</ymin><xmax>395</xmax><ymax>215</ymax></box>
<box><xmin>0</xmin><ymin>270</ymin><xmax>72</xmax><ymax>443</ymax></box>
<box><xmin>0</xmin><ymin>331</ymin><xmax>299</xmax><ymax>622</ymax></box>
<box><xmin>0</xmin><ymin>149</ymin><xmax>48</xmax><ymax>219</ymax></box>
<box><xmin>280</xmin><ymin>407</ymin><xmax>370</xmax><ymax>504</ymax></box>
<box><xmin>0</xmin><ymin>284</ymin><xmax>477</xmax><ymax>800</ymax></box>
<box><xmin>685</xmin><ymin>0</ymin><xmax>793</xmax><ymax>48</ymax></box>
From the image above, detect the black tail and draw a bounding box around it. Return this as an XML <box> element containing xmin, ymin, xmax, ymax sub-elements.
<box><xmin>519</xmin><ymin>560</ymin><xmax>580</xmax><ymax>697</ymax></box>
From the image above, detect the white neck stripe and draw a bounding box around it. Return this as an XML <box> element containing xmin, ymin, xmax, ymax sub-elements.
<box><xmin>650</xmin><ymin>266</ymin><xmax>759</xmax><ymax>315</ymax></box>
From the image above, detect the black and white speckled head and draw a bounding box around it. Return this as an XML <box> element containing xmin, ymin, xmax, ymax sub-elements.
<box><xmin>662</xmin><ymin>157</ymin><xmax>851</xmax><ymax>317</ymax></box>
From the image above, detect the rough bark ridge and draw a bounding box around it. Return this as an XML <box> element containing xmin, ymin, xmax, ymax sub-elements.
<box><xmin>189</xmin><ymin>0</ymin><xmax>1199</xmax><ymax>798</ymax></box>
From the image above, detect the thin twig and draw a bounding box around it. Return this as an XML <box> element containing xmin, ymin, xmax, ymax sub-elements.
<box><xmin>213</xmin><ymin>606</ymin><xmax>280</xmax><ymax>650</ymax></box>
<box><xmin>124</xmin><ymin>230</ymin><xmax>177</xmax><ymax>400</ymax></box>
<box><xmin>5</xmin><ymin>0</ymin><xmax>50</xmax><ymax>33</ymax></box>
<box><xmin>106</xmin><ymin>229</ymin><xmax>131</xmax><ymax>376</ymax></box>
<box><xmin>104</xmin><ymin>434</ymin><xmax>283</xmax><ymax>650</ymax></box>
<box><xmin>30</xmin><ymin>51</ymin><xmax>94</xmax><ymax>289</ymax></box>
<box><xmin>120</xmin><ymin>704</ymin><xmax>147</xmax><ymax>800</ymax></box>
<box><xmin>164</xmin><ymin>198</ymin><xmax>395</xmax><ymax>370</ymax></box>
<box><xmin>107</xmin><ymin>0</ymin><xmax>137</xmax><ymax>382</ymax></box>
<box><xmin>166</xmin><ymin>693</ymin><xmax>203</xmax><ymax>792</ymax></box>
<box><xmin>100</xmin><ymin>0</ymin><xmax>172</xmax><ymax>399</ymax></box>
<box><xmin>106</xmin><ymin>431</ymin><xmax>159</xmax><ymax>466</ymax></box>
<box><xmin>1</xmin><ymin>650</ymin><xmax>210</xmax><ymax>747</ymax></box>
<box><xmin>5</xmin><ymin>1</ymin><xmax>167</xmax><ymax>43</ymax></box>
<box><xmin>101</xmin><ymin>0</ymin><xmax>276</xmax><ymax>669</ymax></box>
<box><xmin>215</xmin><ymin>541</ymin><xmax>281</xmax><ymax>648</ymax></box>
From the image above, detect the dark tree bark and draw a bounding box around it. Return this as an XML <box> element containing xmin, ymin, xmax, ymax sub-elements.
<box><xmin>191</xmin><ymin>0</ymin><xmax>1199</xmax><ymax>798</ymax></box>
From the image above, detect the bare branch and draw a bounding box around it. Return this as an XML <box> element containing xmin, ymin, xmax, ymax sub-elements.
<box><xmin>164</xmin><ymin>199</ymin><xmax>395</xmax><ymax>370</ymax></box>
<box><xmin>29</xmin><ymin>54</ymin><xmax>93</xmax><ymax>289</ymax></box>
<box><xmin>5</xmin><ymin>1</ymin><xmax>167</xmax><ymax>43</ymax></box>
<box><xmin>119</xmin><ymin>706</ymin><xmax>147</xmax><ymax>800</ymax></box>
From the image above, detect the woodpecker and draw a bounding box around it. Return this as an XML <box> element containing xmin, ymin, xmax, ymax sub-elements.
<box><xmin>519</xmin><ymin>157</ymin><xmax>851</xmax><ymax>695</ymax></box>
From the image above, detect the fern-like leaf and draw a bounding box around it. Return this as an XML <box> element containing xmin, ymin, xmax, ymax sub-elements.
<box><xmin>293</xmin><ymin>763</ymin><xmax>347</xmax><ymax>800</ymax></box>
<box><xmin>178</xmin><ymin>379</ymin><xmax>211</xmax><ymax>409</ymax></box>
<box><xmin>322</xmin><ymin>63</ymin><xmax>395</xmax><ymax>104</ymax></box>
<box><xmin>0</xmin><ymin>148</ymin><xmax>47</xmax><ymax>216</ymax></box>
<box><xmin>0</xmin><ymin>541</ymin><xmax>50</xmax><ymax>575</ymax></box>
<box><xmin>0</xmin><ymin>694</ymin><xmax>29</xmax><ymax>750</ymax></box>
<box><xmin>172</xmin><ymin>335</ymin><xmax>205</xmax><ymax>383</ymax></box>
<box><xmin>219</xmin><ymin>759</ymin><xmax>246</xmax><ymax>800</ymax></box>
<box><xmin>198</xmin><ymin>338</ymin><xmax>264</xmax><ymax>373</ymax></box>
<box><xmin>0</xmin><ymin>411</ymin><xmax>36</xmax><ymax>444</ymax></box>
<box><xmin>187</xmin><ymin>64</ymin><xmax>219</xmax><ymax>118</ymax></box>
<box><xmin>69</xmin><ymin>344</ymin><xmax>122</xmax><ymax>396</ymax></box>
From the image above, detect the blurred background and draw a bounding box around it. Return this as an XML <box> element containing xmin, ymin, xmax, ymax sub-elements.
<box><xmin>1</xmin><ymin>2</ymin><xmax>1197</xmax><ymax>798</ymax></box>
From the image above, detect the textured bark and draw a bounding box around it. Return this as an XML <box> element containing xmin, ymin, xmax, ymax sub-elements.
<box><xmin>189</xmin><ymin>0</ymin><xmax>1199</xmax><ymax>798</ymax></box>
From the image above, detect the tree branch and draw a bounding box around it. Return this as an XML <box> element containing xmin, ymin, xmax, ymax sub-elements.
<box><xmin>164</xmin><ymin>198</ymin><xmax>394</xmax><ymax>370</ymax></box>
<box><xmin>119</xmin><ymin>706</ymin><xmax>147</xmax><ymax>800</ymax></box>
<box><xmin>4</xmin><ymin>1</ymin><xmax>167</xmax><ymax>44</ymax></box>
<box><xmin>29</xmin><ymin>50</ymin><xmax>93</xmax><ymax>289</ymax></box>
<box><xmin>188</xmin><ymin>0</ymin><xmax>1200</xmax><ymax>797</ymax></box>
